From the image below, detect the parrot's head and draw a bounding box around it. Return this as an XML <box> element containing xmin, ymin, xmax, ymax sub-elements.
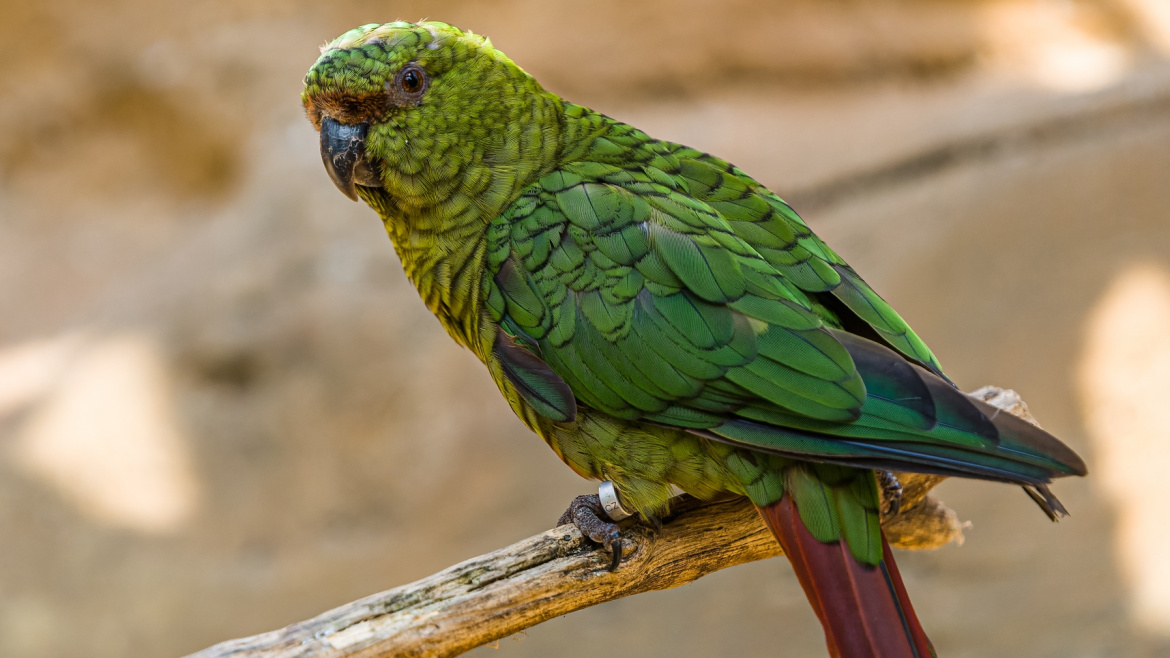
<box><xmin>302</xmin><ymin>22</ymin><xmax>551</xmax><ymax>211</ymax></box>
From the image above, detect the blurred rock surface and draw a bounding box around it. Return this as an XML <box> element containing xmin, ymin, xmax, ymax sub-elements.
<box><xmin>1</xmin><ymin>1</ymin><xmax>1169</xmax><ymax>656</ymax></box>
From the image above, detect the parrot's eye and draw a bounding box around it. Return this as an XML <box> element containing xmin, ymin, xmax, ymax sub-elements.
<box><xmin>391</xmin><ymin>64</ymin><xmax>428</xmax><ymax>105</ymax></box>
<box><xmin>401</xmin><ymin>69</ymin><xmax>423</xmax><ymax>93</ymax></box>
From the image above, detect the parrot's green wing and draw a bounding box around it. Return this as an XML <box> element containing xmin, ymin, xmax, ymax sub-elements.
<box><xmin>484</xmin><ymin>118</ymin><xmax>1084</xmax><ymax>489</ymax></box>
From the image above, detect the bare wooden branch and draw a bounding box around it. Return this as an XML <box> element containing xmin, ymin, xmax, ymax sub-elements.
<box><xmin>188</xmin><ymin>386</ymin><xmax>1033</xmax><ymax>658</ymax></box>
<box><xmin>785</xmin><ymin>84</ymin><xmax>1170</xmax><ymax>212</ymax></box>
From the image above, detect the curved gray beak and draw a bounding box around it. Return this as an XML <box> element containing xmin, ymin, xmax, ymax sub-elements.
<box><xmin>320</xmin><ymin>116</ymin><xmax>372</xmax><ymax>202</ymax></box>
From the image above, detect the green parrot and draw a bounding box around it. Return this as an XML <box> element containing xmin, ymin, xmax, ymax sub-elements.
<box><xmin>302</xmin><ymin>22</ymin><xmax>1086</xmax><ymax>657</ymax></box>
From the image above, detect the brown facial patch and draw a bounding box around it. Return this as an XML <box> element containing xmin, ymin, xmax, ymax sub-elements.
<box><xmin>304</xmin><ymin>92</ymin><xmax>393</xmax><ymax>129</ymax></box>
<box><xmin>304</xmin><ymin>62</ymin><xmax>432</xmax><ymax>129</ymax></box>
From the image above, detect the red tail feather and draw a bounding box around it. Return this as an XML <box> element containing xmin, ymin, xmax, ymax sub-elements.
<box><xmin>758</xmin><ymin>496</ymin><xmax>934</xmax><ymax>658</ymax></box>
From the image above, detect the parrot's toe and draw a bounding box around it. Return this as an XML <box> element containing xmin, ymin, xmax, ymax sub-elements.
<box><xmin>879</xmin><ymin>471</ymin><xmax>904</xmax><ymax>517</ymax></box>
<box><xmin>557</xmin><ymin>493</ymin><xmax>626</xmax><ymax>571</ymax></box>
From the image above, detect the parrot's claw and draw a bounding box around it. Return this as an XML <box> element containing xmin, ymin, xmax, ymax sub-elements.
<box><xmin>557</xmin><ymin>494</ymin><xmax>626</xmax><ymax>571</ymax></box>
<box><xmin>606</xmin><ymin>534</ymin><xmax>623</xmax><ymax>572</ymax></box>
<box><xmin>879</xmin><ymin>471</ymin><xmax>903</xmax><ymax>517</ymax></box>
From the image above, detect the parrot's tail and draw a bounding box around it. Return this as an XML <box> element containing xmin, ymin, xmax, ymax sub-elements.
<box><xmin>758</xmin><ymin>496</ymin><xmax>934</xmax><ymax>658</ymax></box>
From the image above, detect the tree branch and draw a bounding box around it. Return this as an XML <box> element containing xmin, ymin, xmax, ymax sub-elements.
<box><xmin>784</xmin><ymin>80</ymin><xmax>1170</xmax><ymax>213</ymax></box>
<box><xmin>188</xmin><ymin>386</ymin><xmax>1034</xmax><ymax>658</ymax></box>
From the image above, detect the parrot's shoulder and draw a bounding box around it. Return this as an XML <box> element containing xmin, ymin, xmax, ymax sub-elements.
<box><xmin>491</xmin><ymin>104</ymin><xmax>945</xmax><ymax>378</ymax></box>
<box><xmin>481</xmin><ymin>138</ymin><xmax>868</xmax><ymax>426</ymax></box>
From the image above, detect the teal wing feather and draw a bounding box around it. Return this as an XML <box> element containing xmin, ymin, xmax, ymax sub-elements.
<box><xmin>484</xmin><ymin>128</ymin><xmax>1086</xmax><ymax>488</ymax></box>
<box><xmin>682</xmin><ymin>155</ymin><xmax>946</xmax><ymax>378</ymax></box>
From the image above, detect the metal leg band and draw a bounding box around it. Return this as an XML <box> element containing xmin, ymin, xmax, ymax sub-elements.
<box><xmin>598</xmin><ymin>481</ymin><xmax>632</xmax><ymax>521</ymax></box>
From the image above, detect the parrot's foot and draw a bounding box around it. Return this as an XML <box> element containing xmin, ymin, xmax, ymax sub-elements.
<box><xmin>557</xmin><ymin>494</ymin><xmax>625</xmax><ymax>571</ymax></box>
<box><xmin>879</xmin><ymin>471</ymin><xmax>903</xmax><ymax>517</ymax></box>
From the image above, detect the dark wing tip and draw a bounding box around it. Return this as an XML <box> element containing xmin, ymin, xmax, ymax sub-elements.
<box><xmin>493</xmin><ymin>330</ymin><xmax>578</xmax><ymax>423</ymax></box>
<box><xmin>1023</xmin><ymin>484</ymin><xmax>1070</xmax><ymax>521</ymax></box>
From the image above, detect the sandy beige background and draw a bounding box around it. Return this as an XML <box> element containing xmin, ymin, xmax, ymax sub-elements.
<box><xmin>2</xmin><ymin>1</ymin><xmax>1169</xmax><ymax>656</ymax></box>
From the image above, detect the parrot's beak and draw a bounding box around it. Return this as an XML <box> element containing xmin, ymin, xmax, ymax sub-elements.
<box><xmin>319</xmin><ymin>116</ymin><xmax>381</xmax><ymax>201</ymax></box>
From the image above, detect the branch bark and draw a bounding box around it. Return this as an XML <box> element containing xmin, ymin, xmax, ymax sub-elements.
<box><xmin>188</xmin><ymin>386</ymin><xmax>1036</xmax><ymax>658</ymax></box>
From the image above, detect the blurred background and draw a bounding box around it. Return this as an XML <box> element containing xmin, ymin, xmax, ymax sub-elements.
<box><xmin>1</xmin><ymin>1</ymin><xmax>1169</xmax><ymax>656</ymax></box>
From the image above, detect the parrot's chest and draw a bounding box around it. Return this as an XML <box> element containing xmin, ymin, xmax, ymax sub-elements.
<box><xmin>382</xmin><ymin>217</ymin><xmax>491</xmax><ymax>355</ymax></box>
